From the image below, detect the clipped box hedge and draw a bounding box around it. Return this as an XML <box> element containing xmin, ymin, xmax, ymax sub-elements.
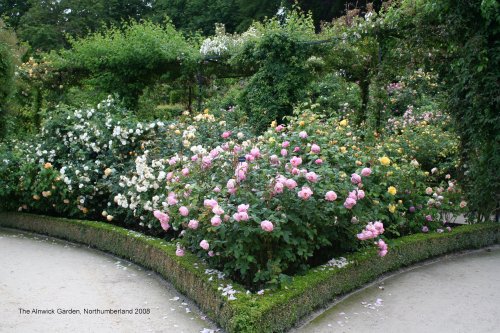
<box><xmin>0</xmin><ymin>212</ymin><xmax>498</xmax><ymax>332</ymax></box>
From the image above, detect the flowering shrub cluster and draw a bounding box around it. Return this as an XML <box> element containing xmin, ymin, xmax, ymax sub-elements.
<box><xmin>0</xmin><ymin>99</ymin><xmax>467</xmax><ymax>289</ymax></box>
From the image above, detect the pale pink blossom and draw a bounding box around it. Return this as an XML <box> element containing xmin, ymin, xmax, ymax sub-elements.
<box><xmin>274</xmin><ymin>182</ymin><xmax>284</xmax><ymax>194</ymax></box>
<box><xmin>285</xmin><ymin>179</ymin><xmax>297</xmax><ymax>189</ymax></box>
<box><xmin>280</xmin><ymin>149</ymin><xmax>288</xmax><ymax>157</ymax></box>
<box><xmin>261</xmin><ymin>220</ymin><xmax>274</xmax><ymax>232</ymax></box>
<box><xmin>179</xmin><ymin>206</ymin><xmax>189</xmax><ymax>216</ymax></box>
<box><xmin>176</xmin><ymin>246</ymin><xmax>185</xmax><ymax>257</ymax></box>
<box><xmin>188</xmin><ymin>219</ymin><xmax>199</xmax><ymax>229</ymax></box>
<box><xmin>291</xmin><ymin>168</ymin><xmax>300</xmax><ymax>175</ymax></box>
<box><xmin>299</xmin><ymin>131</ymin><xmax>308</xmax><ymax>139</ymax></box>
<box><xmin>237</xmin><ymin>204</ymin><xmax>249</xmax><ymax>212</ymax></box>
<box><xmin>282</xmin><ymin>141</ymin><xmax>290</xmax><ymax>148</ymax></box>
<box><xmin>167</xmin><ymin>193</ymin><xmax>178</xmax><ymax>206</ymax></box>
<box><xmin>250</xmin><ymin>147</ymin><xmax>261</xmax><ymax>158</ymax></box>
<box><xmin>212</xmin><ymin>205</ymin><xmax>224</xmax><ymax>215</ymax></box>
<box><xmin>181</xmin><ymin>168</ymin><xmax>189</xmax><ymax>176</ymax></box>
<box><xmin>200</xmin><ymin>240</ymin><xmax>209</xmax><ymax>250</ymax></box>
<box><xmin>311</xmin><ymin>144</ymin><xmax>320</xmax><ymax>154</ymax></box>
<box><xmin>306</xmin><ymin>172</ymin><xmax>319</xmax><ymax>183</ymax></box>
<box><xmin>204</xmin><ymin>199</ymin><xmax>218</xmax><ymax>209</ymax></box>
<box><xmin>290</xmin><ymin>156</ymin><xmax>302</xmax><ymax>167</ymax></box>
<box><xmin>344</xmin><ymin>197</ymin><xmax>357</xmax><ymax>209</ymax></box>
<box><xmin>325</xmin><ymin>191</ymin><xmax>337</xmax><ymax>201</ymax></box>
<box><xmin>233</xmin><ymin>211</ymin><xmax>249</xmax><ymax>221</ymax></box>
<box><xmin>211</xmin><ymin>215</ymin><xmax>222</xmax><ymax>226</ymax></box>
<box><xmin>153</xmin><ymin>210</ymin><xmax>170</xmax><ymax>231</ymax></box>
<box><xmin>270</xmin><ymin>154</ymin><xmax>280</xmax><ymax>165</ymax></box>
<box><xmin>245</xmin><ymin>154</ymin><xmax>255</xmax><ymax>162</ymax></box>
<box><xmin>275</xmin><ymin>125</ymin><xmax>285</xmax><ymax>132</ymax></box>
<box><xmin>351</xmin><ymin>173</ymin><xmax>362</xmax><ymax>184</ymax></box>
<box><xmin>298</xmin><ymin>186</ymin><xmax>313</xmax><ymax>200</ymax></box>
<box><xmin>361</xmin><ymin>168</ymin><xmax>372</xmax><ymax>177</ymax></box>
<box><xmin>202</xmin><ymin>156</ymin><xmax>213</xmax><ymax>169</ymax></box>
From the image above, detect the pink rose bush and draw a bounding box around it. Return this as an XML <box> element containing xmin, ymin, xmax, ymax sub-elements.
<box><xmin>3</xmin><ymin>101</ymin><xmax>467</xmax><ymax>289</ymax></box>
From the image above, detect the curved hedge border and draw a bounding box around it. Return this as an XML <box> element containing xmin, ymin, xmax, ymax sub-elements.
<box><xmin>0</xmin><ymin>212</ymin><xmax>498</xmax><ymax>332</ymax></box>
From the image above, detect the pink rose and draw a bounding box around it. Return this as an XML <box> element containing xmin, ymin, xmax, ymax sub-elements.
<box><xmin>298</xmin><ymin>186</ymin><xmax>313</xmax><ymax>200</ymax></box>
<box><xmin>261</xmin><ymin>220</ymin><xmax>274</xmax><ymax>232</ymax></box>
<box><xmin>211</xmin><ymin>215</ymin><xmax>222</xmax><ymax>226</ymax></box>
<box><xmin>344</xmin><ymin>197</ymin><xmax>357</xmax><ymax>209</ymax></box>
<box><xmin>188</xmin><ymin>219</ymin><xmax>199</xmax><ymax>229</ymax></box>
<box><xmin>274</xmin><ymin>182</ymin><xmax>284</xmax><ymax>194</ymax></box>
<box><xmin>280</xmin><ymin>149</ymin><xmax>288</xmax><ymax>157</ymax></box>
<box><xmin>200</xmin><ymin>240</ymin><xmax>209</xmax><ymax>250</ymax></box>
<box><xmin>176</xmin><ymin>246</ymin><xmax>185</xmax><ymax>257</ymax></box>
<box><xmin>306</xmin><ymin>172</ymin><xmax>319</xmax><ymax>183</ymax></box>
<box><xmin>245</xmin><ymin>154</ymin><xmax>255</xmax><ymax>162</ymax></box>
<box><xmin>237</xmin><ymin>204</ymin><xmax>249</xmax><ymax>212</ymax></box>
<box><xmin>250</xmin><ymin>147</ymin><xmax>261</xmax><ymax>158</ymax></box>
<box><xmin>293</xmin><ymin>146</ymin><xmax>300</xmax><ymax>153</ymax></box>
<box><xmin>311</xmin><ymin>144</ymin><xmax>320</xmax><ymax>154</ymax></box>
<box><xmin>315</xmin><ymin>159</ymin><xmax>323</xmax><ymax>165</ymax></box>
<box><xmin>213</xmin><ymin>186</ymin><xmax>221</xmax><ymax>193</ymax></box>
<box><xmin>153</xmin><ymin>210</ymin><xmax>170</xmax><ymax>231</ymax></box>
<box><xmin>270</xmin><ymin>154</ymin><xmax>280</xmax><ymax>165</ymax></box>
<box><xmin>181</xmin><ymin>168</ymin><xmax>189</xmax><ymax>176</ymax></box>
<box><xmin>179</xmin><ymin>206</ymin><xmax>189</xmax><ymax>216</ymax></box>
<box><xmin>361</xmin><ymin>168</ymin><xmax>372</xmax><ymax>177</ymax></box>
<box><xmin>299</xmin><ymin>131</ymin><xmax>308</xmax><ymax>139</ymax></box>
<box><xmin>191</xmin><ymin>155</ymin><xmax>198</xmax><ymax>161</ymax></box>
<box><xmin>285</xmin><ymin>179</ymin><xmax>297</xmax><ymax>189</ymax></box>
<box><xmin>167</xmin><ymin>194</ymin><xmax>178</xmax><ymax>206</ymax></box>
<box><xmin>357</xmin><ymin>190</ymin><xmax>365</xmax><ymax>200</ymax></box>
<box><xmin>233</xmin><ymin>211</ymin><xmax>249</xmax><ymax>221</ymax></box>
<box><xmin>221</xmin><ymin>131</ymin><xmax>232</xmax><ymax>139</ymax></box>
<box><xmin>212</xmin><ymin>205</ymin><xmax>224</xmax><ymax>215</ymax></box>
<box><xmin>351</xmin><ymin>173</ymin><xmax>362</xmax><ymax>184</ymax></box>
<box><xmin>202</xmin><ymin>156</ymin><xmax>213</xmax><ymax>169</ymax></box>
<box><xmin>291</xmin><ymin>168</ymin><xmax>300</xmax><ymax>175</ymax></box>
<box><xmin>275</xmin><ymin>125</ymin><xmax>284</xmax><ymax>132</ymax></box>
<box><xmin>325</xmin><ymin>191</ymin><xmax>337</xmax><ymax>201</ymax></box>
<box><xmin>290</xmin><ymin>156</ymin><xmax>302</xmax><ymax>167</ymax></box>
<box><xmin>204</xmin><ymin>199</ymin><xmax>218</xmax><ymax>209</ymax></box>
<box><xmin>282</xmin><ymin>141</ymin><xmax>290</xmax><ymax>148</ymax></box>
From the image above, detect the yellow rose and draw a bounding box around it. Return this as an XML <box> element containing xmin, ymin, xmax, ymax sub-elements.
<box><xmin>271</xmin><ymin>120</ymin><xmax>277</xmax><ymax>128</ymax></box>
<box><xmin>268</xmin><ymin>137</ymin><xmax>276</xmax><ymax>143</ymax></box>
<box><xmin>174</xmin><ymin>130</ymin><xmax>181</xmax><ymax>135</ymax></box>
<box><xmin>340</xmin><ymin>146</ymin><xmax>347</xmax><ymax>153</ymax></box>
<box><xmin>398</xmin><ymin>200</ymin><xmax>403</xmax><ymax>204</ymax></box>
<box><xmin>379</xmin><ymin>156</ymin><xmax>391</xmax><ymax>166</ymax></box>
<box><xmin>44</xmin><ymin>162</ymin><xmax>52</xmax><ymax>169</ymax></box>
<box><xmin>203</xmin><ymin>108</ymin><xmax>209</xmax><ymax>114</ymax></box>
<box><xmin>388</xmin><ymin>204</ymin><xmax>396</xmax><ymax>213</ymax></box>
<box><xmin>388</xmin><ymin>186</ymin><xmax>397</xmax><ymax>195</ymax></box>
<box><xmin>104</xmin><ymin>168</ymin><xmax>112</xmax><ymax>176</ymax></box>
<box><xmin>356</xmin><ymin>160</ymin><xmax>363</xmax><ymax>166</ymax></box>
<box><xmin>339</xmin><ymin>119</ymin><xmax>348</xmax><ymax>127</ymax></box>
<box><xmin>33</xmin><ymin>195</ymin><xmax>40</xmax><ymax>201</ymax></box>
<box><xmin>299</xmin><ymin>120</ymin><xmax>305</xmax><ymax>127</ymax></box>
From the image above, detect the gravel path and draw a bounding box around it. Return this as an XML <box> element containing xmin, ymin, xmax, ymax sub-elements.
<box><xmin>295</xmin><ymin>245</ymin><xmax>500</xmax><ymax>333</ymax></box>
<box><xmin>0</xmin><ymin>227</ymin><xmax>219</xmax><ymax>333</ymax></box>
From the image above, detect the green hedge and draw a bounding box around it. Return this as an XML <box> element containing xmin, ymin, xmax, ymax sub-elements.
<box><xmin>0</xmin><ymin>212</ymin><xmax>498</xmax><ymax>332</ymax></box>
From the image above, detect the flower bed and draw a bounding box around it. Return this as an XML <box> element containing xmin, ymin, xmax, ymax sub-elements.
<box><xmin>0</xmin><ymin>99</ymin><xmax>467</xmax><ymax>290</ymax></box>
<box><xmin>1</xmin><ymin>212</ymin><xmax>497</xmax><ymax>332</ymax></box>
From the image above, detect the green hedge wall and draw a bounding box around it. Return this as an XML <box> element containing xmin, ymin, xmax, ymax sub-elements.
<box><xmin>0</xmin><ymin>212</ymin><xmax>498</xmax><ymax>332</ymax></box>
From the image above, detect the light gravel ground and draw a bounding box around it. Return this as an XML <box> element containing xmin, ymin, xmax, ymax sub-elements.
<box><xmin>0</xmin><ymin>227</ymin><xmax>219</xmax><ymax>333</ymax></box>
<box><xmin>294</xmin><ymin>245</ymin><xmax>500</xmax><ymax>333</ymax></box>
